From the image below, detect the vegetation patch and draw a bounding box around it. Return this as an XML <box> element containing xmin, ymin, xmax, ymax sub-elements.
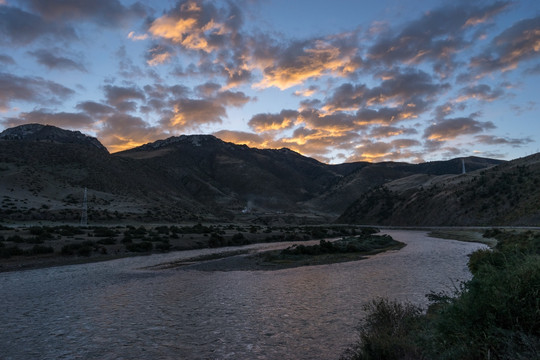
<box><xmin>341</xmin><ymin>229</ymin><xmax>540</xmax><ymax>360</ymax></box>
<box><xmin>257</xmin><ymin>233</ymin><xmax>405</xmax><ymax>268</ymax></box>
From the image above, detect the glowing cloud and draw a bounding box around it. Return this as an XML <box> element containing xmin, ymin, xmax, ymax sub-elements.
<box><xmin>128</xmin><ymin>31</ymin><xmax>148</xmax><ymax>41</ymax></box>
<box><xmin>255</xmin><ymin>40</ymin><xmax>359</xmax><ymax>90</ymax></box>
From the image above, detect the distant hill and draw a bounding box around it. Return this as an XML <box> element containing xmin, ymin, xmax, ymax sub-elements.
<box><xmin>0</xmin><ymin>123</ymin><xmax>107</xmax><ymax>152</ymax></box>
<box><xmin>338</xmin><ymin>154</ymin><xmax>540</xmax><ymax>226</ymax></box>
<box><xmin>0</xmin><ymin>124</ymin><xmax>512</xmax><ymax>224</ymax></box>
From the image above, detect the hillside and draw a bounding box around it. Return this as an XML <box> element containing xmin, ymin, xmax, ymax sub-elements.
<box><xmin>338</xmin><ymin>153</ymin><xmax>540</xmax><ymax>226</ymax></box>
<box><xmin>0</xmin><ymin>124</ymin><xmax>510</xmax><ymax>225</ymax></box>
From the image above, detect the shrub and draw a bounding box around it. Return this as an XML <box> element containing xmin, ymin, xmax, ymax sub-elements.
<box><xmin>26</xmin><ymin>245</ymin><xmax>54</xmax><ymax>255</ymax></box>
<box><xmin>61</xmin><ymin>241</ymin><xmax>95</xmax><ymax>257</ymax></box>
<box><xmin>7</xmin><ymin>235</ymin><xmax>24</xmax><ymax>243</ymax></box>
<box><xmin>208</xmin><ymin>233</ymin><xmax>225</xmax><ymax>248</ymax></box>
<box><xmin>0</xmin><ymin>245</ymin><xmax>24</xmax><ymax>258</ymax></box>
<box><xmin>125</xmin><ymin>241</ymin><xmax>153</xmax><ymax>252</ymax></box>
<box><xmin>155</xmin><ymin>241</ymin><xmax>171</xmax><ymax>252</ymax></box>
<box><xmin>97</xmin><ymin>237</ymin><xmax>116</xmax><ymax>245</ymax></box>
<box><xmin>341</xmin><ymin>298</ymin><xmax>426</xmax><ymax>360</ymax></box>
<box><xmin>92</xmin><ymin>227</ymin><xmax>118</xmax><ymax>238</ymax></box>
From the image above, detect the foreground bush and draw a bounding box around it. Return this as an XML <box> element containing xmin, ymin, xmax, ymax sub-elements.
<box><xmin>340</xmin><ymin>299</ymin><xmax>426</xmax><ymax>360</ymax></box>
<box><xmin>342</xmin><ymin>230</ymin><xmax>540</xmax><ymax>360</ymax></box>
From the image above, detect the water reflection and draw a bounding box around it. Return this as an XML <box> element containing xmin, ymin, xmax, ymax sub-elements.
<box><xmin>0</xmin><ymin>231</ymin><xmax>486</xmax><ymax>360</ymax></box>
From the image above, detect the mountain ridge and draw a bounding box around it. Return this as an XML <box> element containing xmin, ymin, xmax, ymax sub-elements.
<box><xmin>0</xmin><ymin>124</ymin><xmax>516</xmax><ymax>225</ymax></box>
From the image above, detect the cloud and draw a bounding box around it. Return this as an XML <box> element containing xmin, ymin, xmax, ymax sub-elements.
<box><xmin>433</xmin><ymin>102</ymin><xmax>466</xmax><ymax>119</ymax></box>
<box><xmin>148</xmin><ymin>0</ymin><xmax>241</xmax><ymax>52</ymax></box>
<box><xmin>248</xmin><ymin>110</ymin><xmax>299</xmax><ymax>132</ymax></box>
<box><xmin>525</xmin><ymin>63</ymin><xmax>540</xmax><ymax>75</ymax></box>
<box><xmin>148</xmin><ymin>1</ymin><xmax>251</xmax><ymax>87</ymax></box>
<box><xmin>456</xmin><ymin>84</ymin><xmax>505</xmax><ymax>102</ymax></box>
<box><xmin>19</xmin><ymin>0</ymin><xmax>147</xmax><ymax>27</ymax></box>
<box><xmin>322</xmin><ymin>68</ymin><xmax>448</xmax><ymax>117</ymax></box>
<box><xmin>470</xmin><ymin>15</ymin><xmax>540</xmax><ymax>75</ymax></box>
<box><xmin>300</xmin><ymin>109</ymin><xmax>359</xmax><ymax>132</ymax></box>
<box><xmin>474</xmin><ymin>135</ymin><xmax>533</xmax><ymax>147</ymax></box>
<box><xmin>75</xmin><ymin>101</ymin><xmax>115</xmax><ymax>116</ymax></box>
<box><xmin>255</xmin><ymin>35</ymin><xmax>361</xmax><ymax>90</ymax></box>
<box><xmin>2</xmin><ymin>109</ymin><xmax>94</xmax><ymax>129</ymax></box>
<box><xmin>128</xmin><ymin>31</ymin><xmax>149</xmax><ymax>41</ymax></box>
<box><xmin>28</xmin><ymin>48</ymin><xmax>87</xmax><ymax>72</ymax></box>
<box><xmin>0</xmin><ymin>6</ymin><xmax>76</xmax><ymax>45</ymax></box>
<box><xmin>165</xmin><ymin>98</ymin><xmax>226</xmax><ymax>129</ymax></box>
<box><xmin>146</xmin><ymin>44</ymin><xmax>174</xmax><ymax>66</ymax></box>
<box><xmin>369</xmin><ymin>126</ymin><xmax>418</xmax><ymax>138</ymax></box>
<box><xmin>368</xmin><ymin>1</ymin><xmax>509</xmax><ymax>69</ymax></box>
<box><xmin>0</xmin><ymin>72</ymin><xmax>74</xmax><ymax>110</ymax></box>
<box><xmin>347</xmin><ymin>138</ymin><xmax>422</xmax><ymax>162</ymax></box>
<box><xmin>0</xmin><ymin>54</ymin><xmax>14</xmax><ymax>65</ymax></box>
<box><xmin>103</xmin><ymin>84</ymin><xmax>146</xmax><ymax>108</ymax></box>
<box><xmin>423</xmin><ymin>117</ymin><xmax>496</xmax><ymax>140</ymax></box>
<box><xmin>98</xmin><ymin>113</ymin><xmax>166</xmax><ymax>153</ymax></box>
<box><xmin>213</xmin><ymin>129</ymin><xmax>268</xmax><ymax>148</ymax></box>
<box><xmin>160</xmin><ymin>82</ymin><xmax>252</xmax><ymax>130</ymax></box>
<box><xmin>294</xmin><ymin>85</ymin><xmax>319</xmax><ymax>97</ymax></box>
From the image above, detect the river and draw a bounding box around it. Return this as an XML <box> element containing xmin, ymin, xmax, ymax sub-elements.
<box><xmin>0</xmin><ymin>230</ymin><xmax>487</xmax><ymax>360</ymax></box>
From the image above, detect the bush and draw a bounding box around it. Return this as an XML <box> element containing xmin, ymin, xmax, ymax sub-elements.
<box><xmin>26</xmin><ymin>245</ymin><xmax>54</xmax><ymax>255</ymax></box>
<box><xmin>7</xmin><ymin>235</ymin><xmax>24</xmax><ymax>243</ymax></box>
<box><xmin>61</xmin><ymin>241</ymin><xmax>95</xmax><ymax>257</ymax></box>
<box><xmin>341</xmin><ymin>298</ymin><xmax>425</xmax><ymax>360</ymax></box>
<box><xmin>97</xmin><ymin>237</ymin><xmax>116</xmax><ymax>245</ymax></box>
<box><xmin>155</xmin><ymin>241</ymin><xmax>171</xmax><ymax>252</ymax></box>
<box><xmin>0</xmin><ymin>245</ymin><xmax>24</xmax><ymax>258</ymax></box>
<box><xmin>342</xmin><ymin>230</ymin><xmax>540</xmax><ymax>360</ymax></box>
<box><xmin>92</xmin><ymin>227</ymin><xmax>118</xmax><ymax>238</ymax></box>
<box><xmin>125</xmin><ymin>241</ymin><xmax>153</xmax><ymax>252</ymax></box>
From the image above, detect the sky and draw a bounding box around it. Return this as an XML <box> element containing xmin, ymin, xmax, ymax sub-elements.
<box><xmin>0</xmin><ymin>0</ymin><xmax>539</xmax><ymax>164</ymax></box>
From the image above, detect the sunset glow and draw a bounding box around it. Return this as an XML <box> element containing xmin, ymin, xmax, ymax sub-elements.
<box><xmin>1</xmin><ymin>0</ymin><xmax>539</xmax><ymax>163</ymax></box>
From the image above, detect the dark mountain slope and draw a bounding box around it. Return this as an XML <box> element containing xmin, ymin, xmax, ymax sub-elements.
<box><xmin>338</xmin><ymin>154</ymin><xmax>540</xmax><ymax>226</ymax></box>
<box><xmin>0</xmin><ymin>123</ymin><xmax>107</xmax><ymax>151</ymax></box>
<box><xmin>307</xmin><ymin>157</ymin><xmax>504</xmax><ymax>215</ymax></box>
<box><xmin>0</xmin><ymin>124</ymin><xmax>509</xmax><ymax>224</ymax></box>
<box><xmin>116</xmin><ymin>135</ymin><xmax>361</xmax><ymax>212</ymax></box>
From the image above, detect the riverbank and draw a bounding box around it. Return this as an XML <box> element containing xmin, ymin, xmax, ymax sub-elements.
<box><xmin>0</xmin><ymin>230</ymin><xmax>487</xmax><ymax>360</ymax></box>
<box><xmin>146</xmin><ymin>234</ymin><xmax>406</xmax><ymax>271</ymax></box>
<box><xmin>0</xmin><ymin>223</ymin><xmax>368</xmax><ymax>272</ymax></box>
<box><xmin>341</xmin><ymin>229</ymin><xmax>540</xmax><ymax>359</ymax></box>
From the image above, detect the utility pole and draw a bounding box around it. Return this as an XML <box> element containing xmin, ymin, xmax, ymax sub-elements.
<box><xmin>80</xmin><ymin>187</ymin><xmax>87</xmax><ymax>226</ymax></box>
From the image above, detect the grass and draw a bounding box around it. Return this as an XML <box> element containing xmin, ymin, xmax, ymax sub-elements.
<box><xmin>341</xmin><ymin>229</ymin><xmax>540</xmax><ymax>360</ymax></box>
<box><xmin>258</xmin><ymin>234</ymin><xmax>405</xmax><ymax>268</ymax></box>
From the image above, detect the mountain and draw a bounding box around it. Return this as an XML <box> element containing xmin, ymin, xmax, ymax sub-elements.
<box><xmin>0</xmin><ymin>123</ymin><xmax>107</xmax><ymax>152</ymax></box>
<box><xmin>0</xmin><ymin>124</ymin><xmax>511</xmax><ymax>224</ymax></box>
<box><xmin>306</xmin><ymin>157</ymin><xmax>503</xmax><ymax>215</ymax></box>
<box><xmin>337</xmin><ymin>154</ymin><xmax>540</xmax><ymax>226</ymax></box>
<box><xmin>115</xmin><ymin>135</ymin><xmax>361</xmax><ymax>214</ymax></box>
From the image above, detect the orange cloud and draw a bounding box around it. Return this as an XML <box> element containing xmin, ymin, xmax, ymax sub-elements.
<box><xmin>147</xmin><ymin>51</ymin><xmax>172</xmax><ymax>66</ymax></box>
<box><xmin>148</xmin><ymin>2</ymin><xmax>229</xmax><ymax>53</ymax></box>
<box><xmin>255</xmin><ymin>40</ymin><xmax>358</xmax><ymax>90</ymax></box>
<box><xmin>127</xmin><ymin>31</ymin><xmax>148</xmax><ymax>41</ymax></box>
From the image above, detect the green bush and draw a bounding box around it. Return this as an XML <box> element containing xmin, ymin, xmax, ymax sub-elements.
<box><xmin>342</xmin><ymin>230</ymin><xmax>540</xmax><ymax>360</ymax></box>
<box><xmin>340</xmin><ymin>298</ymin><xmax>426</xmax><ymax>360</ymax></box>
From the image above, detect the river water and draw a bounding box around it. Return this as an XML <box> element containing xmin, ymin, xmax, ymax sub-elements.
<box><xmin>0</xmin><ymin>231</ymin><xmax>486</xmax><ymax>360</ymax></box>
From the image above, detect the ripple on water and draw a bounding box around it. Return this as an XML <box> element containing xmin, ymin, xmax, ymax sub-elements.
<box><xmin>0</xmin><ymin>231</ymin><xmax>486</xmax><ymax>360</ymax></box>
